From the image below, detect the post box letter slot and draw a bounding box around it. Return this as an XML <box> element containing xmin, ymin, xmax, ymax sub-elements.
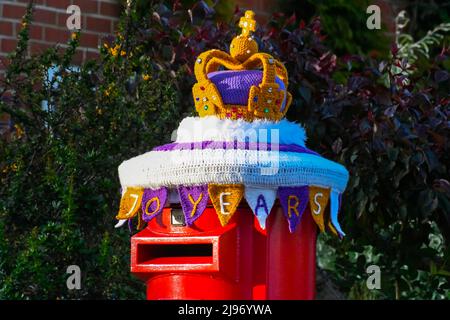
<box><xmin>137</xmin><ymin>243</ymin><xmax>214</xmax><ymax>265</ymax></box>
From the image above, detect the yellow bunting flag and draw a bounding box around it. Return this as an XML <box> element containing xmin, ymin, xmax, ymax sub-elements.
<box><xmin>327</xmin><ymin>220</ymin><xmax>339</xmax><ymax>237</ymax></box>
<box><xmin>308</xmin><ymin>186</ymin><xmax>330</xmax><ymax>232</ymax></box>
<box><xmin>208</xmin><ymin>184</ymin><xmax>244</xmax><ymax>226</ymax></box>
<box><xmin>116</xmin><ymin>187</ymin><xmax>144</xmax><ymax>220</ymax></box>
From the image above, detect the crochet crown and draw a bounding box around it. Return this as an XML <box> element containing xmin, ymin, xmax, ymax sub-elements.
<box><xmin>192</xmin><ymin>10</ymin><xmax>293</xmax><ymax>122</ymax></box>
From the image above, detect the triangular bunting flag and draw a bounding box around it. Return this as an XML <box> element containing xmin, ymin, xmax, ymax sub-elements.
<box><xmin>245</xmin><ymin>187</ymin><xmax>276</xmax><ymax>229</ymax></box>
<box><xmin>116</xmin><ymin>187</ymin><xmax>144</xmax><ymax>220</ymax></box>
<box><xmin>136</xmin><ymin>210</ymin><xmax>145</xmax><ymax>230</ymax></box>
<box><xmin>309</xmin><ymin>186</ymin><xmax>330</xmax><ymax>232</ymax></box>
<box><xmin>208</xmin><ymin>184</ymin><xmax>244</xmax><ymax>226</ymax></box>
<box><xmin>178</xmin><ymin>185</ymin><xmax>209</xmax><ymax>225</ymax></box>
<box><xmin>327</xmin><ymin>220</ymin><xmax>338</xmax><ymax>237</ymax></box>
<box><xmin>278</xmin><ymin>186</ymin><xmax>309</xmax><ymax>232</ymax></box>
<box><xmin>141</xmin><ymin>187</ymin><xmax>168</xmax><ymax>222</ymax></box>
<box><xmin>328</xmin><ymin>189</ymin><xmax>345</xmax><ymax>238</ymax></box>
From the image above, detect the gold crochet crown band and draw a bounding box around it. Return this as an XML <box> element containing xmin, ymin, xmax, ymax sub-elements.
<box><xmin>192</xmin><ymin>10</ymin><xmax>292</xmax><ymax>122</ymax></box>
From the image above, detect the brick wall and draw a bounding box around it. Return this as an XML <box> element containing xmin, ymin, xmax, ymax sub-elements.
<box><xmin>0</xmin><ymin>0</ymin><xmax>122</xmax><ymax>135</ymax></box>
<box><xmin>0</xmin><ymin>0</ymin><xmax>122</xmax><ymax>72</ymax></box>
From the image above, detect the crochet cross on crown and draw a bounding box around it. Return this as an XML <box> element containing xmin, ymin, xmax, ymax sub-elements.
<box><xmin>192</xmin><ymin>10</ymin><xmax>293</xmax><ymax>122</ymax></box>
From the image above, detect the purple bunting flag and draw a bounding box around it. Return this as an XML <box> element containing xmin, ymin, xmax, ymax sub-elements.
<box><xmin>141</xmin><ymin>187</ymin><xmax>168</xmax><ymax>222</ymax></box>
<box><xmin>177</xmin><ymin>185</ymin><xmax>209</xmax><ymax>225</ymax></box>
<box><xmin>278</xmin><ymin>186</ymin><xmax>309</xmax><ymax>232</ymax></box>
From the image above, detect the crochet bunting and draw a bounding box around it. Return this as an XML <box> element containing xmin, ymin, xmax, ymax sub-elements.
<box><xmin>208</xmin><ymin>184</ymin><xmax>244</xmax><ymax>226</ymax></box>
<box><xmin>328</xmin><ymin>190</ymin><xmax>345</xmax><ymax>238</ymax></box>
<box><xmin>308</xmin><ymin>186</ymin><xmax>330</xmax><ymax>232</ymax></box>
<box><xmin>178</xmin><ymin>185</ymin><xmax>209</xmax><ymax>225</ymax></box>
<box><xmin>278</xmin><ymin>186</ymin><xmax>309</xmax><ymax>233</ymax></box>
<box><xmin>117</xmin><ymin>183</ymin><xmax>345</xmax><ymax>237</ymax></box>
<box><xmin>116</xmin><ymin>187</ymin><xmax>144</xmax><ymax>220</ymax></box>
<box><xmin>141</xmin><ymin>187</ymin><xmax>168</xmax><ymax>222</ymax></box>
<box><xmin>245</xmin><ymin>187</ymin><xmax>276</xmax><ymax>229</ymax></box>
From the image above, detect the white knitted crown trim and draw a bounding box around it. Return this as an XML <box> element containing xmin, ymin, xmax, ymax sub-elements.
<box><xmin>118</xmin><ymin>148</ymin><xmax>349</xmax><ymax>193</ymax></box>
<box><xmin>173</xmin><ymin>116</ymin><xmax>307</xmax><ymax>147</ymax></box>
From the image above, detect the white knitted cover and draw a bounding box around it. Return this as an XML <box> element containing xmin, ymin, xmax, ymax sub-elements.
<box><xmin>174</xmin><ymin>116</ymin><xmax>306</xmax><ymax>146</ymax></box>
<box><xmin>118</xmin><ymin>117</ymin><xmax>349</xmax><ymax>193</ymax></box>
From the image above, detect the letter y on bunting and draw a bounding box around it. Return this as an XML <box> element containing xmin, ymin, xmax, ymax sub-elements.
<box><xmin>278</xmin><ymin>186</ymin><xmax>309</xmax><ymax>232</ymax></box>
<box><xmin>178</xmin><ymin>185</ymin><xmax>209</xmax><ymax>225</ymax></box>
<box><xmin>208</xmin><ymin>184</ymin><xmax>244</xmax><ymax>226</ymax></box>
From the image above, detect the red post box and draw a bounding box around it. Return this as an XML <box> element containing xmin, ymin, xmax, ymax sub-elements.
<box><xmin>118</xmin><ymin>9</ymin><xmax>348</xmax><ymax>301</ymax></box>
<box><xmin>130</xmin><ymin>202</ymin><xmax>316</xmax><ymax>300</ymax></box>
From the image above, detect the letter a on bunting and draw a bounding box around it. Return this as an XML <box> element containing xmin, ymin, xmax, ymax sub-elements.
<box><xmin>208</xmin><ymin>184</ymin><xmax>244</xmax><ymax>226</ymax></box>
<box><xmin>245</xmin><ymin>187</ymin><xmax>276</xmax><ymax>229</ymax></box>
<box><xmin>178</xmin><ymin>185</ymin><xmax>209</xmax><ymax>225</ymax></box>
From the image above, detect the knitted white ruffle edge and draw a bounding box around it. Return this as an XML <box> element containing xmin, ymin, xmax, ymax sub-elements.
<box><xmin>118</xmin><ymin>148</ymin><xmax>349</xmax><ymax>193</ymax></box>
<box><xmin>173</xmin><ymin>116</ymin><xmax>307</xmax><ymax>147</ymax></box>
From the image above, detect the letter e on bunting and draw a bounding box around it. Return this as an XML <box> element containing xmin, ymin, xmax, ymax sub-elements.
<box><xmin>278</xmin><ymin>186</ymin><xmax>309</xmax><ymax>232</ymax></box>
<box><xmin>308</xmin><ymin>186</ymin><xmax>330</xmax><ymax>232</ymax></box>
<box><xmin>141</xmin><ymin>187</ymin><xmax>168</xmax><ymax>222</ymax></box>
<box><xmin>116</xmin><ymin>187</ymin><xmax>144</xmax><ymax>220</ymax></box>
<box><xmin>178</xmin><ymin>185</ymin><xmax>209</xmax><ymax>225</ymax></box>
<box><xmin>208</xmin><ymin>184</ymin><xmax>244</xmax><ymax>226</ymax></box>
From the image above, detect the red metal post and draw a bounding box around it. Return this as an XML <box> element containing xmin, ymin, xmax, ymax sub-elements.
<box><xmin>130</xmin><ymin>203</ymin><xmax>317</xmax><ymax>300</ymax></box>
<box><xmin>265</xmin><ymin>207</ymin><xmax>316</xmax><ymax>299</ymax></box>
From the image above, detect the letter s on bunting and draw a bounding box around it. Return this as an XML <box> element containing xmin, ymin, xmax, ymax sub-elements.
<box><xmin>308</xmin><ymin>186</ymin><xmax>330</xmax><ymax>232</ymax></box>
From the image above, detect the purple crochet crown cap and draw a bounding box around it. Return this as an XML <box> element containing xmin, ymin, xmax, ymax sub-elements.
<box><xmin>207</xmin><ymin>70</ymin><xmax>287</xmax><ymax>111</ymax></box>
